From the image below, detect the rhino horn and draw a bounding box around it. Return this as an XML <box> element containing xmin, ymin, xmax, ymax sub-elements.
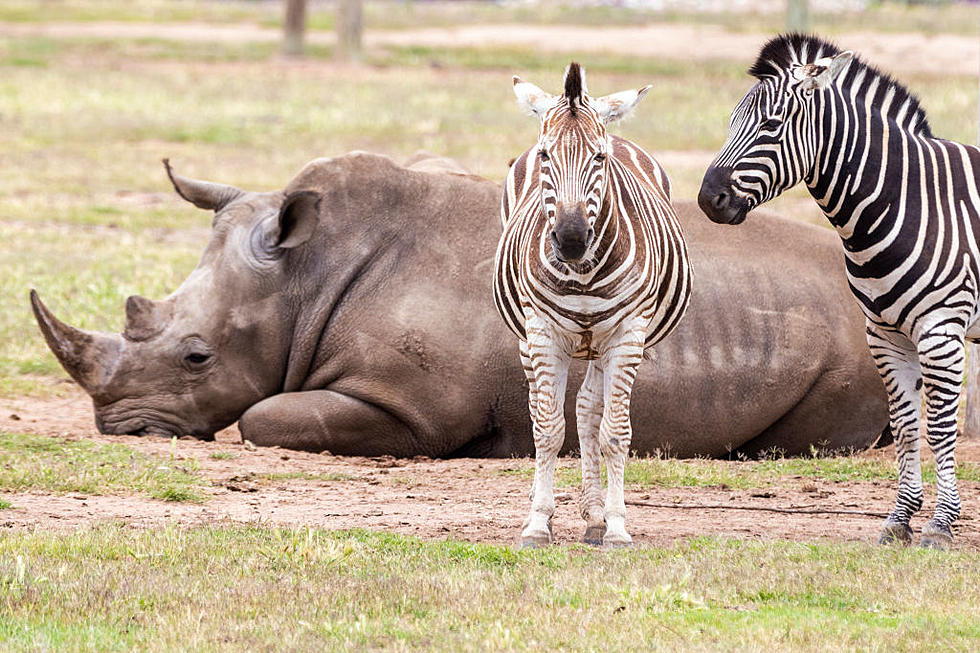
<box><xmin>30</xmin><ymin>290</ymin><xmax>123</xmax><ymax>394</ymax></box>
<box><xmin>163</xmin><ymin>158</ymin><xmax>244</xmax><ymax>212</ymax></box>
<box><xmin>124</xmin><ymin>295</ymin><xmax>173</xmax><ymax>342</ymax></box>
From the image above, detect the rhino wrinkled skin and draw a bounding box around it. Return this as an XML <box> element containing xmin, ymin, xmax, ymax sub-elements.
<box><xmin>31</xmin><ymin>152</ymin><xmax>888</xmax><ymax>457</ymax></box>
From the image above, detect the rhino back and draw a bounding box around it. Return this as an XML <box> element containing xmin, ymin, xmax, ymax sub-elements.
<box><xmin>276</xmin><ymin>152</ymin><xmax>884</xmax><ymax>457</ymax></box>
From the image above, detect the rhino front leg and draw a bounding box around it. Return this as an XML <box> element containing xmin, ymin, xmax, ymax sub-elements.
<box><xmin>238</xmin><ymin>390</ymin><xmax>417</xmax><ymax>456</ymax></box>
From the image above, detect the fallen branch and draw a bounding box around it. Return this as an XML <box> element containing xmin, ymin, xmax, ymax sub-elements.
<box><xmin>625</xmin><ymin>499</ymin><xmax>889</xmax><ymax>519</ymax></box>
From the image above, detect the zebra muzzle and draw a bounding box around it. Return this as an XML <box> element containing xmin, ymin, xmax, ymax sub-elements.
<box><xmin>698</xmin><ymin>166</ymin><xmax>748</xmax><ymax>225</ymax></box>
<box><xmin>551</xmin><ymin>206</ymin><xmax>594</xmax><ymax>262</ymax></box>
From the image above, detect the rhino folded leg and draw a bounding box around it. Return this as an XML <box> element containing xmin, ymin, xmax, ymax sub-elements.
<box><xmin>238</xmin><ymin>390</ymin><xmax>417</xmax><ymax>456</ymax></box>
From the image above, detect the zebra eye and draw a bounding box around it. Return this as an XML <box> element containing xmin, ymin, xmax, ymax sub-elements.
<box><xmin>760</xmin><ymin>118</ymin><xmax>782</xmax><ymax>131</ymax></box>
<box><xmin>594</xmin><ymin>152</ymin><xmax>606</xmax><ymax>163</ymax></box>
<box><xmin>538</xmin><ymin>150</ymin><xmax>550</xmax><ymax>161</ymax></box>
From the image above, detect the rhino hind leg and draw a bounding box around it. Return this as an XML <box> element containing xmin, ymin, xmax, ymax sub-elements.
<box><xmin>734</xmin><ymin>369</ymin><xmax>888</xmax><ymax>458</ymax></box>
<box><xmin>238</xmin><ymin>390</ymin><xmax>417</xmax><ymax>456</ymax></box>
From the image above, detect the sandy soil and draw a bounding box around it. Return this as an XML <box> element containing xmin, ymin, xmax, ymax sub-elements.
<box><xmin>0</xmin><ymin>21</ymin><xmax>974</xmax><ymax>76</ymax></box>
<box><xmin>2</xmin><ymin>388</ymin><xmax>979</xmax><ymax>549</ymax></box>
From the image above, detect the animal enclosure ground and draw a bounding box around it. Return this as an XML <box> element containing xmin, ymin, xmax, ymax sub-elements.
<box><xmin>3</xmin><ymin>392</ymin><xmax>980</xmax><ymax>651</ymax></box>
<box><xmin>3</xmin><ymin>389</ymin><xmax>979</xmax><ymax>550</ymax></box>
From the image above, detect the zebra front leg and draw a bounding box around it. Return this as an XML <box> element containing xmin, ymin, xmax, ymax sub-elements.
<box><xmin>917</xmin><ymin>331</ymin><xmax>964</xmax><ymax>549</ymax></box>
<box><xmin>867</xmin><ymin>325</ymin><xmax>923</xmax><ymax>545</ymax></box>
<box><xmin>598</xmin><ymin>325</ymin><xmax>646</xmax><ymax>549</ymax></box>
<box><xmin>576</xmin><ymin>360</ymin><xmax>605</xmax><ymax>545</ymax></box>
<box><xmin>519</xmin><ymin>339</ymin><xmax>538</xmax><ymax>419</ymax></box>
<box><xmin>519</xmin><ymin>318</ymin><xmax>571</xmax><ymax>549</ymax></box>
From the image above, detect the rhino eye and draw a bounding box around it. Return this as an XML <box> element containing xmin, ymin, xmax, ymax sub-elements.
<box><xmin>184</xmin><ymin>352</ymin><xmax>211</xmax><ymax>366</ymax></box>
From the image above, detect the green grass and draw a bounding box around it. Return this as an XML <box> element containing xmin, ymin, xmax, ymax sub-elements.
<box><xmin>0</xmin><ymin>432</ymin><xmax>207</xmax><ymax>501</ymax></box>
<box><xmin>208</xmin><ymin>451</ymin><xmax>238</xmax><ymax>461</ymax></box>
<box><xmin>503</xmin><ymin>454</ymin><xmax>980</xmax><ymax>489</ymax></box>
<box><xmin>1</xmin><ymin>525</ymin><xmax>978</xmax><ymax>651</ymax></box>
<box><xmin>0</xmin><ymin>496</ymin><xmax>11</xmax><ymax>509</ymax></box>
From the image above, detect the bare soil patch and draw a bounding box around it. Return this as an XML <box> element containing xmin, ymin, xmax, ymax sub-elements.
<box><xmin>3</xmin><ymin>388</ymin><xmax>979</xmax><ymax>548</ymax></box>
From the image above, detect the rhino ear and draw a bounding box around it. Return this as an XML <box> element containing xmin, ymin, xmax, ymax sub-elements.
<box><xmin>163</xmin><ymin>158</ymin><xmax>244</xmax><ymax>212</ymax></box>
<box><xmin>272</xmin><ymin>190</ymin><xmax>320</xmax><ymax>249</ymax></box>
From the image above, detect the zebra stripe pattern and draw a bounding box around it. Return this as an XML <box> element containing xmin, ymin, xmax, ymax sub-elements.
<box><xmin>493</xmin><ymin>63</ymin><xmax>692</xmax><ymax>548</ymax></box>
<box><xmin>699</xmin><ymin>33</ymin><xmax>975</xmax><ymax>548</ymax></box>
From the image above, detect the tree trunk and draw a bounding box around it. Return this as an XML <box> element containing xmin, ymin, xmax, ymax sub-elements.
<box><xmin>786</xmin><ymin>0</ymin><xmax>809</xmax><ymax>33</ymax></box>
<box><xmin>336</xmin><ymin>0</ymin><xmax>363</xmax><ymax>62</ymax></box>
<box><xmin>283</xmin><ymin>0</ymin><xmax>307</xmax><ymax>57</ymax></box>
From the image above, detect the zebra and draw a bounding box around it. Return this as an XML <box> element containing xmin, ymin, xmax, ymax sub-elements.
<box><xmin>493</xmin><ymin>63</ymin><xmax>692</xmax><ymax>548</ymax></box>
<box><xmin>699</xmin><ymin>33</ymin><xmax>976</xmax><ymax>548</ymax></box>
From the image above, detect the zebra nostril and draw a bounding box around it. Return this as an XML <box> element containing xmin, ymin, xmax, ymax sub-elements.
<box><xmin>586</xmin><ymin>227</ymin><xmax>595</xmax><ymax>244</ymax></box>
<box><xmin>712</xmin><ymin>192</ymin><xmax>729</xmax><ymax>210</ymax></box>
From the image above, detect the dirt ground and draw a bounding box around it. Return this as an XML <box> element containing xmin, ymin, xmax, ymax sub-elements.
<box><xmin>2</xmin><ymin>388</ymin><xmax>979</xmax><ymax>550</ymax></box>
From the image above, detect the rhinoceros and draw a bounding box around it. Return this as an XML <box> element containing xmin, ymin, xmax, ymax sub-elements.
<box><xmin>30</xmin><ymin>152</ymin><xmax>888</xmax><ymax>457</ymax></box>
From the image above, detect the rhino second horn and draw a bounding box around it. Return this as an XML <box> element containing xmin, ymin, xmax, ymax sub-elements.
<box><xmin>30</xmin><ymin>289</ymin><xmax>123</xmax><ymax>394</ymax></box>
<box><xmin>163</xmin><ymin>158</ymin><xmax>244</xmax><ymax>212</ymax></box>
<box><xmin>124</xmin><ymin>295</ymin><xmax>172</xmax><ymax>342</ymax></box>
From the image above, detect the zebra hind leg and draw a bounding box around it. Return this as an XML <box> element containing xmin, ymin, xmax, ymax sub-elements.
<box><xmin>576</xmin><ymin>360</ymin><xmax>605</xmax><ymax>546</ymax></box>
<box><xmin>598</xmin><ymin>329</ymin><xmax>645</xmax><ymax>549</ymax></box>
<box><xmin>917</xmin><ymin>332</ymin><xmax>964</xmax><ymax>549</ymax></box>
<box><xmin>867</xmin><ymin>326</ymin><xmax>923</xmax><ymax>546</ymax></box>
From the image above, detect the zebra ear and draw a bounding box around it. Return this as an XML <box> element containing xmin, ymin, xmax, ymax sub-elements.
<box><xmin>594</xmin><ymin>85</ymin><xmax>652</xmax><ymax>124</ymax></box>
<box><xmin>801</xmin><ymin>51</ymin><xmax>853</xmax><ymax>91</ymax></box>
<box><xmin>513</xmin><ymin>76</ymin><xmax>557</xmax><ymax>118</ymax></box>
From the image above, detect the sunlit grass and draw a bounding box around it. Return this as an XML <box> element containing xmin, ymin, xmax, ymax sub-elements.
<box><xmin>1</xmin><ymin>525</ymin><xmax>978</xmax><ymax>651</ymax></box>
<box><xmin>0</xmin><ymin>432</ymin><xmax>207</xmax><ymax>501</ymax></box>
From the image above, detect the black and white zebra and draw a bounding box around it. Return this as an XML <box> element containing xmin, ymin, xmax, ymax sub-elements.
<box><xmin>494</xmin><ymin>63</ymin><xmax>692</xmax><ymax>548</ymax></box>
<box><xmin>699</xmin><ymin>33</ymin><xmax>976</xmax><ymax>548</ymax></box>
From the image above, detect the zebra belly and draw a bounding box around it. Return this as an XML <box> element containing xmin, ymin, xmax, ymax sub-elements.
<box><xmin>963</xmin><ymin>317</ymin><xmax>980</xmax><ymax>341</ymax></box>
<box><xmin>847</xmin><ymin>256</ymin><xmax>979</xmax><ymax>340</ymax></box>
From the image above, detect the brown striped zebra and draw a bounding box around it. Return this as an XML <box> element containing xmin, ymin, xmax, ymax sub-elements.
<box><xmin>493</xmin><ymin>63</ymin><xmax>692</xmax><ymax>548</ymax></box>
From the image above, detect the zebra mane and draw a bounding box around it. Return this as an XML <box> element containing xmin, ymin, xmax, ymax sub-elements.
<box><xmin>563</xmin><ymin>62</ymin><xmax>586</xmax><ymax>116</ymax></box>
<box><xmin>749</xmin><ymin>33</ymin><xmax>932</xmax><ymax>137</ymax></box>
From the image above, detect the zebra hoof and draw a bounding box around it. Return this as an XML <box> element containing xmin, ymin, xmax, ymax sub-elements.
<box><xmin>583</xmin><ymin>524</ymin><xmax>606</xmax><ymax>546</ymax></box>
<box><xmin>602</xmin><ymin>532</ymin><xmax>633</xmax><ymax>550</ymax></box>
<box><xmin>878</xmin><ymin>521</ymin><xmax>912</xmax><ymax>546</ymax></box>
<box><xmin>518</xmin><ymin>518</ymin><xmax>554</xmax><ymax>550</ymax></box>
<box><xmin>518</xmin><ymin>534</ymin><xmax>551</xmax><ymax>550</ymax></box>
<box><xmin>920</xmin><ymin>522</ymin><xmax>953</xmax><ymax>550</ymax></box>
